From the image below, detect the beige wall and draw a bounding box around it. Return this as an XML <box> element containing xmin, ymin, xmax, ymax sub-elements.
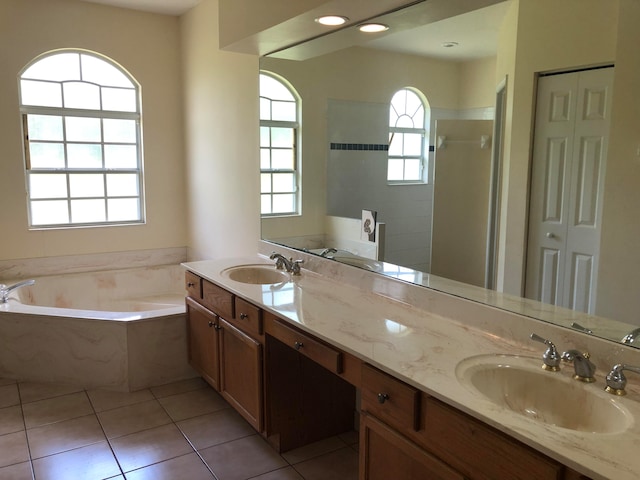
<box><xmin>180</xmin><ymin>0</ymin><xmax>260</xmax><ymax>260</ymax></box>
<box><xmin>597</xmin><ymin>0</ymin><xmax>640</xmax><ymax>322</ymax></box>
<box><xmin>0</xmin><ymin>0</ymin><xmax>186</xmax><ymax>261</ymax></box>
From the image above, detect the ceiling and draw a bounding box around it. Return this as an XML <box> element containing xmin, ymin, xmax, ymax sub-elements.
<box><xmin>77</xmin><ymin>0</ymin><xmax>200</xmax><ymax>16</ymax></box>
<box><xmin>368</xmin><ymin>1</ymin><xmax>509</xmax><ymax>61</ymax></box>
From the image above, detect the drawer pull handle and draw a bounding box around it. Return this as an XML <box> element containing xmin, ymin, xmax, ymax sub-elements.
<box><xmin>377</xmin><ymin>393</ymin><xmax>390</xmax><ymax>404</ymax></box>
<box><xmin>294</xmin><ymin>341</ymin><xmax>304</xmax><ymax>351</ymax></box>
<box><xmin>240</xmin><ymin>313</ymin><xmax>249</xmax><ymax>320</ymax></box>
<box><xmin>187</xmin><ymin>282</ymin><xmax>195</xmax><ymax>287</ymax></box>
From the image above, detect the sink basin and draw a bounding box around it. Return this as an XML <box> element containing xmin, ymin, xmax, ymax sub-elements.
<box><xmin>220</xmin><ymin>265</ymin><xmax>290</xmax><ymax>285</ymax></box>
<box><xmin>456</xmin><ymin>354</ymin><xmax>631</xmax><ymax>433</ymax></box>
<box><xmin>333</xmin><ymin>256</ymin><xmax>383</xmax><ymax>272</ymax></box>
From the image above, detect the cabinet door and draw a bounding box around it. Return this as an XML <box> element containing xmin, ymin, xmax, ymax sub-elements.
<box><xmin>219</xmin><ymin>317</ymin><xmax>263</xmax><ymax>432</ymax></box>
<box><xmin>186</xmin><ymin>297</ymin><xmax>220</xmax><ymax>390</ymax></box>
<box><xmin>360</xmin><ymin>412</ymin><xmax>464</xmax><ymax>480</ymax></box>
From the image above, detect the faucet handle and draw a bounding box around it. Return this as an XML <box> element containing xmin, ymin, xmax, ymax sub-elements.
<box><xmin>291</xmin><ymin>259</ymin><xmax>304</xmax><ymax>275</ymax></box>
<box><xmin>530</xmin><ymin>333</ymin><xmax>561</xmax><ymax>371</ymax></box>
<box><xmin>605</xmin><ymin>364</ymin><xmax>640</xmax><ymax>396</ymax></box>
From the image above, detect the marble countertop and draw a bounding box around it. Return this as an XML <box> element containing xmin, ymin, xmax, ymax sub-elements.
<box><xmin>183</xmin><ymin>255</ymin><xmax>640</xmax><ymax>480</ymax></box>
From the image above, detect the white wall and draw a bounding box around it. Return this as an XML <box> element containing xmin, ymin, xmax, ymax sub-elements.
<box><xmin>180</xmin><ymin>0</ymin><xmax>260</xmax><ymax>260</ymax></box>
<box><xmin>0</xmin><ymin>0</ymin><xmax>186</xmax><ymax>261</ymax></box>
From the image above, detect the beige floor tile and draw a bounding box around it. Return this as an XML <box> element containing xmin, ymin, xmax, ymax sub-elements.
<box><xmin>98</xmin><ymin>399</ymin><xmax>171</xmax><ymax>439</ymax></box>
<box><xmin>0</xmin><ymin>384</ymin><xmax>20</xmax><ymax>409</ymax></box>
<box><xmin>0</xmin><ymin>431</ymin><xmax>30</xmax><ymax>468</ymax></box>
<box><xmin>22</xmin><ymin>392</ymin><xmax>93</xmax><ymax>429</ymax></box>
<box><xmin>26</xmin><ymin>414</ymin><xmax>105</xmax><ymax>459</ymax></box>
<box><xmin>282</xmin><ymin>435</ymin><xmax>347</xmax><ymax>465</ymax></box>
<box><xmin>32</xmin><ymin>441</ymin><xmax>121</xmax><ymax>480</ymax></box>
<box><xmin>338</xmin><ymin>430</ymin><xmax>359</xmax><ymax>446</ymax></box>
<box><xmin>0</xmin><ymin>379</ymin><xmax>17</xmax><ymax>387</ymax></box>
<box><xmin>18</xmin><ymin>382</ymin><xmax>83</xmax><ymax>404</ymax></box>
<box><xmin>292</xmin><ymin>446</ymin><xmax>358</xmax><ymax>480</ymax></box>
<box><xmin>250</xmin><ymin>467</ymin><xmax>304</xmax><ymax>479</ymax></box>
<box><xmin>87</xmin><ymin>388</ymin><xmax>154</xmax><ymax>413</ymax></box>
<box><xmin>176</xmin><ymin>408</ymin><xmax>254</xmax><ymax>449</ymax></box>
<box><xmin>123</xmin><ymin>452</ymin><xmax>215</xmax><ymax>480</ymax></box>
<box><xmin>157</xmin><ymin>387</ymin><xmax>228</xmax><ymax>421</ymax></box>
<box><xmin>109</xmin><ymin>423</ymin><xmax>193</xmax><ymax>473</ymax></box>
<box><xmin>0</xmin><ymin>461</ymin><xmax>33</xmax><ymax>480</ymax></box>
<box><xmin>150</xmin><ymin>377</ymin><xmax>207</xmax><ymax>399</ymax></box>
<box><xmin>0</xmin><ymin>405</ymin><xmax>24</xmax><ymax>436</ymax></box>
<box><xmin>200</xmin><ymin>434</ymin><xmax>287</xmax><ymax>480</ymax></box>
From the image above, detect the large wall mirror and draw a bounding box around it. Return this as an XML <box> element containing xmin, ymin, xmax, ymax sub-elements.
<box><xmin>261</xmin><ymin>0</ymin><xmax>640</xmax><ymax>348</ymax></box>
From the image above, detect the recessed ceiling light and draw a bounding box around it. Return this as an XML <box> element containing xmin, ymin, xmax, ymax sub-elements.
<box><xmin>358</xmin><ymin>23</ymin><xmax>389</xmax><ymax>33</ymax></box>
<box><xmin>315</xmin><ymin>15</ymin><xmax>349</xmax><ymax>26</ymax></box>
<box><xmin>441</xmin><ymin>41</ymin><xmax>459</xmax><ymax>48</ymax></box>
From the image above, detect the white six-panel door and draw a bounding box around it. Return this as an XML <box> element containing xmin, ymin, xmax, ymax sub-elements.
<box><xmin>525</xmin><ymin>67</ymin><xmax>613</xmax><ymax>314</ymax></box>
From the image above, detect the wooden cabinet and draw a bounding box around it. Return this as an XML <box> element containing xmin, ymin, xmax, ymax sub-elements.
<box><xmin>360</xmin><ymin>364</ymin><xmax>590</xmax><ymax>480</ymax></box>
<box><xmin>219</xmin><ymin>317</ymin><xmax>263</xmax><ymax>431</ymax></box>
<box><xmin>186</xmin><ymin>297</ymin><xmax>220</xmax><ymax>390</ymax></box>
<box><xmin>185</xmin><ymin>272</ymin><xmax>263</xmax><ymax>433</ymax></box>
<box><xmin>360</xmin><ymin>412</ymin><xmax>464</xmax><ymax>480</ymax></box>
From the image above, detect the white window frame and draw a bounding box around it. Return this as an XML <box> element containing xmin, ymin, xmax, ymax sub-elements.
<box><xmin>259</xmin><ymin>71</ymin><xmax>301</xmax><ymax>217</ymax></box>
<box><xmin>388</xmin><ymin>88</ymin><xmax>429</xmax><ymax>185</ymax></box>
<box><xmin>19</xmin><ymin>49</ymin><xmax>144</xmax><ymax>229</ymax></box>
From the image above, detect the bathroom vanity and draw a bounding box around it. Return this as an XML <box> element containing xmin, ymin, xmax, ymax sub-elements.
<box><xmin>183</xmin><ymin>255</ymin><xmax>640</xmax><ymax>480</ymax></box>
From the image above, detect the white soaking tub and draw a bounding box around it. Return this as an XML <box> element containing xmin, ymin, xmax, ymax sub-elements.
<box><xmin>0</xmin><ymin>264</ymin><xmax>195</xmax><ymax>391</ymax></box>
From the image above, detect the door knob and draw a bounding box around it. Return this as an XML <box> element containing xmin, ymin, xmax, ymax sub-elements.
<box><xmin>546</xmin><ymin>232</ymin><xmax>556</xmax><ymax>239</ymax></box>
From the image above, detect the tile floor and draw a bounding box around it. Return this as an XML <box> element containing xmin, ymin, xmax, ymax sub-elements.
<box><xmin>0</xmin><ymin>376</ymin><xmax>359</xmax><ymax>480</ymax></box>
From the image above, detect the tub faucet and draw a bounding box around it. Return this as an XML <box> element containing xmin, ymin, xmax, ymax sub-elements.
<box><xmin>561</xmin><ymin>349</ymin><xmax>596</xmax><ymax>383</ymax></box>
<box><xmin>0</xmin><ymin>279</ymin><xmax>36</xmax><ymax>303</ymax></box>
<box><xmin>319</xmin><ymin>248</ymin><xmax>337</xmax><ymax>257</ymax></box>
<box><xmin>269</xmin><ymin>253</ymin><xmax>304</xmax><ymax>275</ymax></box>
<box><xmin>621</xmin><ymin>328</ymin><xmax>640</xmax><ymax>345</ymax></box>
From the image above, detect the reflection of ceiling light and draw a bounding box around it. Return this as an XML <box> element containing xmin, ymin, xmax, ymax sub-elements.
<box><xmin>359</xmin><ymin>23</ymin><xmax>389</xmax><ymax>33</ymax></box>
<box><xmin>315</xmin><ymin>15</ymin><xmax>349</xmax><ymax>26</ymax></box>
<box><xmin>441</xmin><ymin>41</ymin><xmax>459</xmax><ymax>48</ymax></box>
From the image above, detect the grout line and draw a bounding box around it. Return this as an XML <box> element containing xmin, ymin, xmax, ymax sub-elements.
<box><xmin>14</xmin><ymin>381</ymin><xmax>37</xmax><ymax>480</ymax></box>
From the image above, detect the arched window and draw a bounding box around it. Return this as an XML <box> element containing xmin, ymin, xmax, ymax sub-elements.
<box><xmin>388</xmin><ymin>88</ymin><xmax>429</xmax><ymax>183</ymax></box>
<box><xmin>19</xmin><ymin>50</ymin><xmax>143</xmax><ymax>227</ymax></box>
<box><xmin>259</xmin><ymin>72</ymin><xmax>300</xmax><ymax>216</ymax></box>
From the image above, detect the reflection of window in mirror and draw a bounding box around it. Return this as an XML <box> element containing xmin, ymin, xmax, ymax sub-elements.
<box><xmin>388</xmin><ymin>88</ymin><xmax>429</xmax><ymax>184</ymax></box>
<box><xmin>259</xmin><ymin>72</ymin><xmax>301</xmax><ymax>216</ymax></box>
<box><xmin>19</xmin><ymin>50</ymin><xmax>143</xmax><ymax>228</ymax></box>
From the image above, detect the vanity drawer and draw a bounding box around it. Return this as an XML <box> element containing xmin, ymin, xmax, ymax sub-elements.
<box><xmin>267</xmin><ymin>317</ymin><xmax>343</xmax><ymax>374</ymax></box>
<box><xmin>185</xmin><ymin>271</ymin><xmax>202</xmax><ymax>299</ymax></box>
<box><xmin>416</xmin><ymin>396</ymin><xmax>563</xmax><ymax>480</ymax></box>
<box><xmin>202</xmin><ymin>279</ymin><xmax>234</xmax><ymax>319</ymax></box>
<box><xmin>362</xmin><ymin>364</ymin><xmax>420</xmax><ymax>432</ymax></box>
<box><xmin>232</xmin><ymin>297</ymin><xmax>263</xmax><ymax>337</ymax></box>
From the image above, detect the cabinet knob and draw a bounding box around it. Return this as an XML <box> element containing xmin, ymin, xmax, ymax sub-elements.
<box><xmin>187</xmin><ymin>282</ymin><xmax>195</xmax><ymax>287</ymax></box>
<box><xmin>377</xmin><ymin>393</ymin><xmax>390</xmax><ymax>404</ymax></box>
<box><xmin>294</xmin><ymin>341</ymin><xmax>304</xmax><ymax>351</ymax></box>
<box><xmin>240</xmin><ymin>313</ymin><xmax>249</xmax><ymax>320</ymax></box>
<box><xmin>546</xmin><ymin>232</ymin><xmax>556</xmax><ymax>239</ymax></box>
<box><xmin>208</xmin><ymin>321</ymin><xmax>214</xmax><ymax>327</ymax></box>
<box><xmin>214</xmin><ymin>324</ymin><xmax>222</xmax><ymax>331</ymax></box>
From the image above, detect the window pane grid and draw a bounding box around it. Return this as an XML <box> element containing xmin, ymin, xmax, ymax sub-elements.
<box><xmin>388</xmin><ymin>88</ymin><xmax>428</xmax><ymax>183</ymax></box>
<box><xmin>20</xmin><ymin>51</ymin><xmax>143</xmax><ymax>228</ymax></box>
<box><xmin>259</xmin><ymin>72</ymin><xmax>300</xmax><ymax>216</ymax></box>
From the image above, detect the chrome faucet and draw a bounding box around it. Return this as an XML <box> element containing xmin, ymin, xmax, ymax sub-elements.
<box><xmin>530</xmin><ymin>333</ymin><xmax>561</xmax><ymax>371</ymax></box>
<box><xmin>0</xmin><ymin>279</ymin><xmax>36</xmax><ymax>303</ymax></box>
<box><xmin>561</xmin><ymin>349</ymin><xmax>596</xmax><ymax>383</ymax></box>
<box><xmin>319</xmin><ymin>248</ymin><xmax>337</xmax><ymax>257</ymax></box>
<box><xmin>269</xmin><ymin>253</ymin><xmax>304</xmax><ymax>275</ymax></box>
<box><xmin>621</xmin><ymin>328</ymin><xmax>640</xmax><ymax>345</ymax></box>
<box><xmin>605</xmin><ymin>364</ymin><xmax>640</xmax><ymax>396</ymax></box>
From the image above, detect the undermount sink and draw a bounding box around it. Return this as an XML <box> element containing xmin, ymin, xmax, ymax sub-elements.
<box><xmin>221</xmin><ymin>264</ymin><xmax>290</xmax><ymax>285</ymax></box>
<box><xmin>455</xmin><ymin>354</ymin><xmax>632</xmax><ymax>434</ymax></box>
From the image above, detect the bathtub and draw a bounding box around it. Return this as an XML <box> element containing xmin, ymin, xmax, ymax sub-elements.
<box><xmin>0</xmin><ymin>264</ymin><xmax>195</xmax><ymax>391</ymax></box>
